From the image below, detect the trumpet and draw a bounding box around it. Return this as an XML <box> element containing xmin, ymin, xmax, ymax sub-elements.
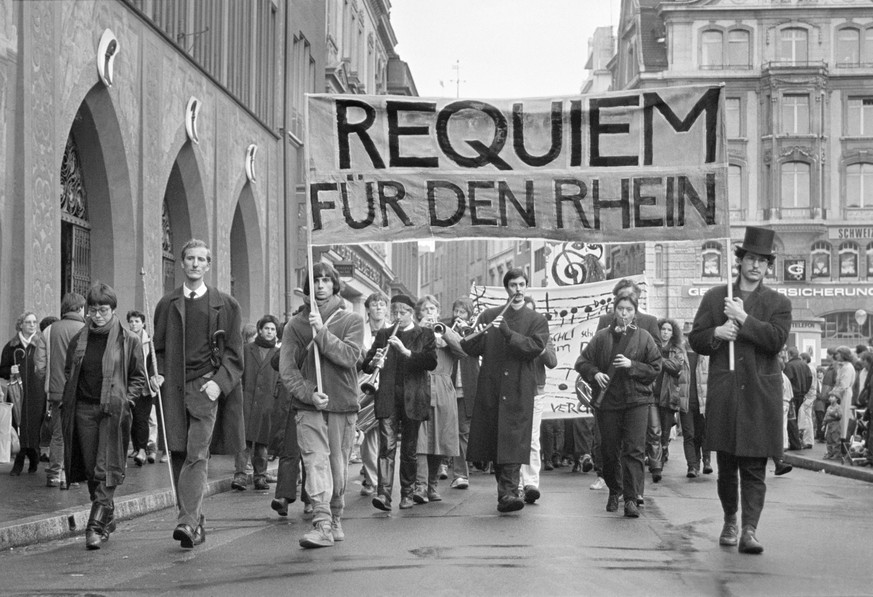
<box><xmin>451</xmin><ymin>319</ymin><xmax>475</xmax><ymax>337</ymax></box>
<box><xmin>360</xmin><ymin>321</ymin><xmax>400</xmax><ymax>394</ymax></box>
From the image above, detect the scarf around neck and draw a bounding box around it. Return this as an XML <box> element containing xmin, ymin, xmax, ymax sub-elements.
<box><xmin>74</xmin><ymin>314</ymin><xmax>122</xmax><ymax>413</ymax></box>
<box><xmin>253</xmin><ymin>334</ymin><xmax>276</xmax><ymax>349</ymax></box>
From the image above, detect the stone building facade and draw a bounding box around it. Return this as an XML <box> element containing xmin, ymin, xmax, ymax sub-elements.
<box><xmin>607</xmin><ymin>0</ymin><xmax>873</xmax><ymax>358</ymax></box>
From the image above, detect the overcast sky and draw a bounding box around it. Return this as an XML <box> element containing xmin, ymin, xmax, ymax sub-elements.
<box><xmin>389</xmin><ymin>0</ymin><xmax>621</xmax><ymax>99</ymax></box>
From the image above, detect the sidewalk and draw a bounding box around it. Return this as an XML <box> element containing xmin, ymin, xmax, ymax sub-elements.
<box><xmin>782</xmin><ymin>439</ymin><xmax>873</xmax><ymax>483</ymax></box>
<box><xmin>0</xmin><ymin>453</ymin><xmax>276</xmax><ymax>550</ymax></box>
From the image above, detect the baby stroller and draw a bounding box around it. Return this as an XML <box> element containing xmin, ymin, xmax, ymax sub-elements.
<box><xmin>841</xmin><ymin>406</ymin><xmax>870</xmax><ymax>466</ymax></box>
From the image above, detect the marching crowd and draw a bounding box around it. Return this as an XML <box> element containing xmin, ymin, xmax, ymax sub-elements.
<box><xmin>2</xmin><ymin>228</ymin><xmax>873</xmax><ymax>555</ymax></box>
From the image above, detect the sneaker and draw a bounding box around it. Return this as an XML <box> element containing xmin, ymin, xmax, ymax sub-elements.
<box><xmin>606</xmin><ymin>493</ymin><xmax>620</xmax><ymax>512</ymax></box>
<box><xmin>624</xmin><ymin>499</ymin><xmax>640</xmax><ymax>518</ymax></box>
<box><xmin>702</xmin><ymin>460</ymin><xmax>713</xmax><ymax>475</ymax></box>
<box><xmin>412</xmin><ymin>490</ymin><xmax>429</xmax><ymax>505</ymax></box>
<box><xmin>438</xmin><ymin>463</ymin><xmax>448</xmax><ymax>480</ymax></box>
<box><xmin>253</xmin><ymin>478</ymin><xmax>269</xmax><ymax>491</ymax></box>
<box><xmin>427</xmin><ymin>489</ymin><xmax>442</xmax><ymax>502</ymax></box>
<box><xmin>46</xmin><ymin>477</ymin><xmax>59</xmax><ymax>488</ymax></box>
<box><xmin>399</xmin><ymin>496</ymin><xmax>415</xmax><ymax>509</ymax></box>
<box><xmin>590</xmin><ymin>476</ymin><xmax>606</xmax><ymax>490</ymax></box>
<box><xmin>450</xmin><ymin>477</ymin><xmax>469</xmax><ymax>489</ymax></box>
<box><xmin>360</xmin><ymin>483</ymin><xmax>375</xmax><ymax>497</ymax></box>
<box><xmin>231</xmin><ymin>475</ymin><xmax>247</xmax><ymax>491</ymax></box>
<box><xmin>299</xmin><ymin>521</ymin><xmax>334</xmax><ymax>548</ymax></box>
<box><xmin>159</xmin><ymin>453</ymin><xmax>169</xmax><ymax>463</ymax></box>
<box><xmin>580</xmin><ymin>454</ymin><xmax>594</xmax><ymax>473</ymax></box>
<box><xmin>497</xmin><ymin>496</ymin><xmax>525</xmax><ymax>513</ymax></box>
<box><xmin>303</xmin><ymin>502</ymin><xmax>314</xmax><ymax>516</ymax></box>
<box><xmin>523</xmin><ymin>485</ymin><xmax>540</xmax><ymax>504</ymax></box>
<box><xmin>687</xmin><ymin>467</ymin><xmax>699</xmax><ymax>478</ymax></box>
<box><xmin>330</xmin><ymin>516</ymin><xmax>344</xmax><ymax>541</ymax></box>
<box><xmin>372</xmin><ymin>494</ymin><xmax>392</xmax><ymax>511</ymax></box>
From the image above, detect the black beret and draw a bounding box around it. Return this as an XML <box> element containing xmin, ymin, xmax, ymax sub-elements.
<box><xmin>391</xmin><ymin>294</ymin><xmax>416</xmax><ymax>309</ymax></box>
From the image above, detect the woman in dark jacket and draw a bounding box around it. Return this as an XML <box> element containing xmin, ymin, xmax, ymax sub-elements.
<box><xmin>0</xmin><ymin>311</ymin><xmax>46</xmax><ymax>475</ymax></box>
<box><xmin>654</xmin><ymin>318</ymin><xmax>688</xmax><ymax>477</ymax></box>
<box><xmin>575</xmin><ymin>293</ymin><xmax>661</xmax><ymax>518</ymax></box>
<box><xmin>61</xmin><ymin>283</ymin><xmax>146</xmax><ymax>550</ymax></box>
<box><xmin>234</xmin><ymin>315</ymin><xmax>280</xmax><ymax>491</ymax></box>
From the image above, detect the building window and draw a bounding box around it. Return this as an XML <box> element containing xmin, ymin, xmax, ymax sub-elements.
<box><xmin>867</xmin><ymin>242</ymin><xmax>873</xmax><ymax>277</ymax></box>
<box><xmin>823</xmin><ymin>311</ymin><xmax>873</xmax><ymax>341</ymax></box>
<box><xmin>781</xmin><ymin>162</ymin><xmax>810</xmax><ymax>208</ymax></box>
<box><xmin>701</xmin><ymin>241</ymin><xmax>722</xmax><ymax>278</ymax></box>
<box><xmin>847</xmin><ymin>163</ymin><xmax>873</xmax><ymax>208</ymax></box>
<box><xmin>726</xmin><ymin>98</ymin><xmax>742</xmax><ymax>137</ymax></box>
<box><xmin>534</xmin><ymin>247</ymin><xmax>546</xmax><ymax>272</ymax></box>
<box><xmin>727</xmin><ymin>29</ymin><xmax>750</xmax><ymax>67</ymax></box>
<box><xmin>780</xmin><ymin>27</ymin><xmax>808</xmax><ymax>64</ymax></box>
<box><xmin>839</xmin><ymin>242</ymin><xmax>859</xmax><ymax>278</ymax></box>
<box><xmin>728</xmin><ymin>164</ymin><xmax>743</xmax><ymax>211</ymax></box>
<box><xmin>866</xmin><ymin>28</ymin><xmax>873</xmax><ymax>64</ymax></box>
<box><xmin>847</xmin><ymin>98</ymin><xmax>873</xmax><ymax>136</ymax></box>
<box><xmin>782</xmin><ymin>94</ymin><xmax>809</xmax><ymax>134</ymax></box>
<box><xmin>811</xmin><ymin>241</ymin><xmax>831</xmax><ymax>279</ymax></box>
<box><xmin>836</xmin><ymin>27</ymin><xmax>861</xmax><ymax>66</ymax></box>
<box><xmin>701</xmin><ymin>29</ymin><xmax>723</xmax><ymax>68</ymax></box>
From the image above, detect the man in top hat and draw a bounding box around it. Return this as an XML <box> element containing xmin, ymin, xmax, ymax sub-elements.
<box><xmin>361</xmin><ymin>294</ymin><xmax>437</xmax><ymax>511</ymax></box>
<box><xmin>689</xmin><ymin>226</ymin><xmax>792</xmax><ymax>555</ymax></box>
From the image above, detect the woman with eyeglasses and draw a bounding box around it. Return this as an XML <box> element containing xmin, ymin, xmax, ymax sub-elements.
<box><xmin>61</xmin><ymin>283</ymin><xmax>147</xmax><ymax>549</ymax></box>
<box><xmin>1</xmin><ymin>310</ymin><xmax>47</xmax><ymax>475</ymax></box>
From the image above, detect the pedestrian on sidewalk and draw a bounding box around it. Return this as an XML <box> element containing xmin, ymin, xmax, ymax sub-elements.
<box><xmin>61</xmin><ymin>282</ymin><xmax>147</xmax><ymax>550</ymax></box>
<box><xmin>362</xmin><ymin>294</ymin><xmax>436</xmax><ymax>512</ymax></box>
<box><xmin>1</xmin><ymin>311</ymin><xmax>46</xmax><ymax>476</ymax></box>
<box><xmin>447</xmin><ymin>296</ymin><xmax>479</xmax><ymax>491</ymax></box>
<box><xmin>689</xmin><ymin>226</ymin><xmax>791</xmax><ymax>555</ymax></box>
<box><xmin>34</xmin><ymin>293</ymin><xmax>86</xmax><ymax>487</ymax></box>
<box><xmin>356</xmin><ymin>293</ymin><xmax>389</xmax><ymax>498</ymax></box>
<box><xmin>125</xmin><ymin>310</ymin><xmax>156</xmax><ymax>468</ymax></box>
<box><xmin>153</xmin><ymin>238</ymin><xmax>245</xmax><ymax>550</ymax></box>
<box><xmin>280</xmin><ymin>263</ymin><xmax>363</xmax><ymax>548</ymax></box>
<box><xmin>654</xmin><ymin>318</ymin><xmax>687</xmax><ymax>474</ymax></box>
<box><xmin>234</xmin><ymin>315</ymin><xmax>281</xmax><ymax>492</ymax></box>
<box><xmin>822</xmin><ymin>394</ymin><xmax>842</xmax><ymax>459</ymax></box>
<box><xmin>461</xmin><ymin>268</ymin><xmax>549</xmax><ymax>514</ymax></box>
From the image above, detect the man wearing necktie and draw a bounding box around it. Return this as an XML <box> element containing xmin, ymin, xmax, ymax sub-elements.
<box><xmin>152</xmin><ymin>239</ymin><xmax>244</xmax><ymax>549</ymax></box>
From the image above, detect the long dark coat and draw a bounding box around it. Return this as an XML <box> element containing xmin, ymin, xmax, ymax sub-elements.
<box><xmin>153</xmin><ymin>286</ymin><xmax>244</xmax><ymax>455</ymax></box>
<box><xmin>688</xmin><ymin>280</ymin><xmax>791</xmax><ymax>458</ymax></box>
<box><xmin>362</xmin><ymin>325</ymin><xmax>436</xmax><ymax>422</ymax></box>
<box><xmin>242</xmin><ymin>342</ymin><xmax>278</xmax><ymax>445</ymax></box>
<box><xmin>60</xmin><ymin>322</ymin><xmax>147</xmax><ymax>487</ymax></box>
<box><xmin>0</xmin><ymin>336</ymin><xmax>46</xmax><ymax>449</ymax></box>
<box><xmin>461</xmin><ymin>304</ymin><xmax>549</xmax><ymax>464</ymax></box>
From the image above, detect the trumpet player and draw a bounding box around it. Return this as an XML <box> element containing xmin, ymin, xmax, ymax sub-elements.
<box><xmin>412</xmin><ymin>296</ymin><xmax>464</xmax><ymax>505</ymax></box>
<box><xmin>357</xmin><ymin>293</ymin><xmax>390</xmax><ymax>498</ymax></box>
<box><xmin>448</xmin><ymin>297</ymin><xmax>479</xmax><ymax>490</ymax></box>
<box><xmin>461</xmin><ymin>268</ymin><xmax>549</xmax><ymax>514</ymax></box>
<box><xmin>362</xmin><ymin>294</ymin><xmax>437</xmax><ymax>511</ymax></box>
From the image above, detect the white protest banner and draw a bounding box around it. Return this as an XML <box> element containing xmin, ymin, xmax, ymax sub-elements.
<box><xmin>306</xmin><ymin>85</ymin><xmax>728</xmax><ymax>245</ymax></box>
<box><xmin>470</xmin><ymin>275</ymin><xmax>648</xmax><ymax>419</ymax></box>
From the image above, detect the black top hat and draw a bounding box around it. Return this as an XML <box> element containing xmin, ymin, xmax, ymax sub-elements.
<box><xmin>736</xmin><ymin>226</ymin><xmax>775</xmax><ymax>259</ymax></box>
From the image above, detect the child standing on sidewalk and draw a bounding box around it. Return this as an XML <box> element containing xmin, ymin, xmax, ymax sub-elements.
<box><xmin>822</xmin><ymin>393</ymin><xmax>842</xmax><ymax>460</ymax></box>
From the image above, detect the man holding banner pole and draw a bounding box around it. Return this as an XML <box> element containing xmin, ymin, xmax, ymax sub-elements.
<box><xmin>688</xmin><ymin>226</ymin><xmax>791</xmax><ymax>555</ymax></box>
<box><xmin>462</xmin><ymin>268</ymin><xmax>549</xmax><ymax>513</ymax></box>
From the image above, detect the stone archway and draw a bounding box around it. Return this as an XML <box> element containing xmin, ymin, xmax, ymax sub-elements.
<box><xmin>229</xmin><ymin>181</ymin><xmax>265</xmax><ymax>323</ymax></box>
<box><xmin>161</xmin><ymin>143</ymin><xmax>208</xmax><ymax>292</ymax></box>
<box><xmin>60</xmin><ymin>85</ymin><xmax>135</xmax><ymax>302</ymax></box>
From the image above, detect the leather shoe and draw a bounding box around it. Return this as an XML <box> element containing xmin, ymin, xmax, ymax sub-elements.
<box><xmin>231</xmin><ymin>476</ymin><xmax>247</xmax><ymax>491</ymax></box>
<box><xmin>372</xmin><ymin>494</ymin><xmax>392</xmax><ymax>511</ymax></box>
<box><xmin>523</xmin><ymin>485</ymin><xmax>540</xmax><ymax>504</ymax></box>
<box><xmin>651</xmin><ymin>469</ymin><xmax>662</xmax><ymax>483</ymax></box>
<box><xmin>606</xmin><ymin>493</ymin><xmax>620</xmax><ymax>512</ymax></box>
<box><xmin>496</xmin><ymin>496</ymin><xmax>524</xmax><ymax>513</ymax></box>
<box><xmin>719</xmin><ymin>520</ymin><xmax>739</xmax><ymax>546</ymax></box>
<box><xmin>254</xmin><ymin>479</ymin><xmax>269</xmax><ymax>491</ymax></box>
<box><xmin>774</xmin><ymin>460</ymin><xmax>793</xmax><ymax>476</ymax></box>
<box><xmin>270</xmin><ymin>498</ymin><xmax>289</xmax><ymax>517</ymax></box>
<box><xmin>173</xmin><ymin>516</ymin><xmax>205</xmax><ymax>549</ymax></box>
<box><xmin>624</xmin><ymin>499</ymin><xmax>640</xmax><ymax>518</ymax></box>
<box><xmin>738</xmin><ymin>526</ymin><xmax>763</xmax><ymax>554</ymax></box>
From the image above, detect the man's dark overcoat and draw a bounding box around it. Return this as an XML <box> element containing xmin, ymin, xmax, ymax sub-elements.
<box><xmin>688</xmin><ymin>280</ymin><xmax>791</xmax><ymax>458</ymax></box>
<box><xmin>241</xmin><ymin>342</ymin><xmax>279</xmax><ymax>445</ymax></box>
<box><xmin>153</xmin><ymin>285</ymin><xmax>244</xmax><ymax>454</ymax></box>
<box><xmin>461</xmin><ymin>304</ymin><xmax>549</xmax><ymax>464</ymax></box>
